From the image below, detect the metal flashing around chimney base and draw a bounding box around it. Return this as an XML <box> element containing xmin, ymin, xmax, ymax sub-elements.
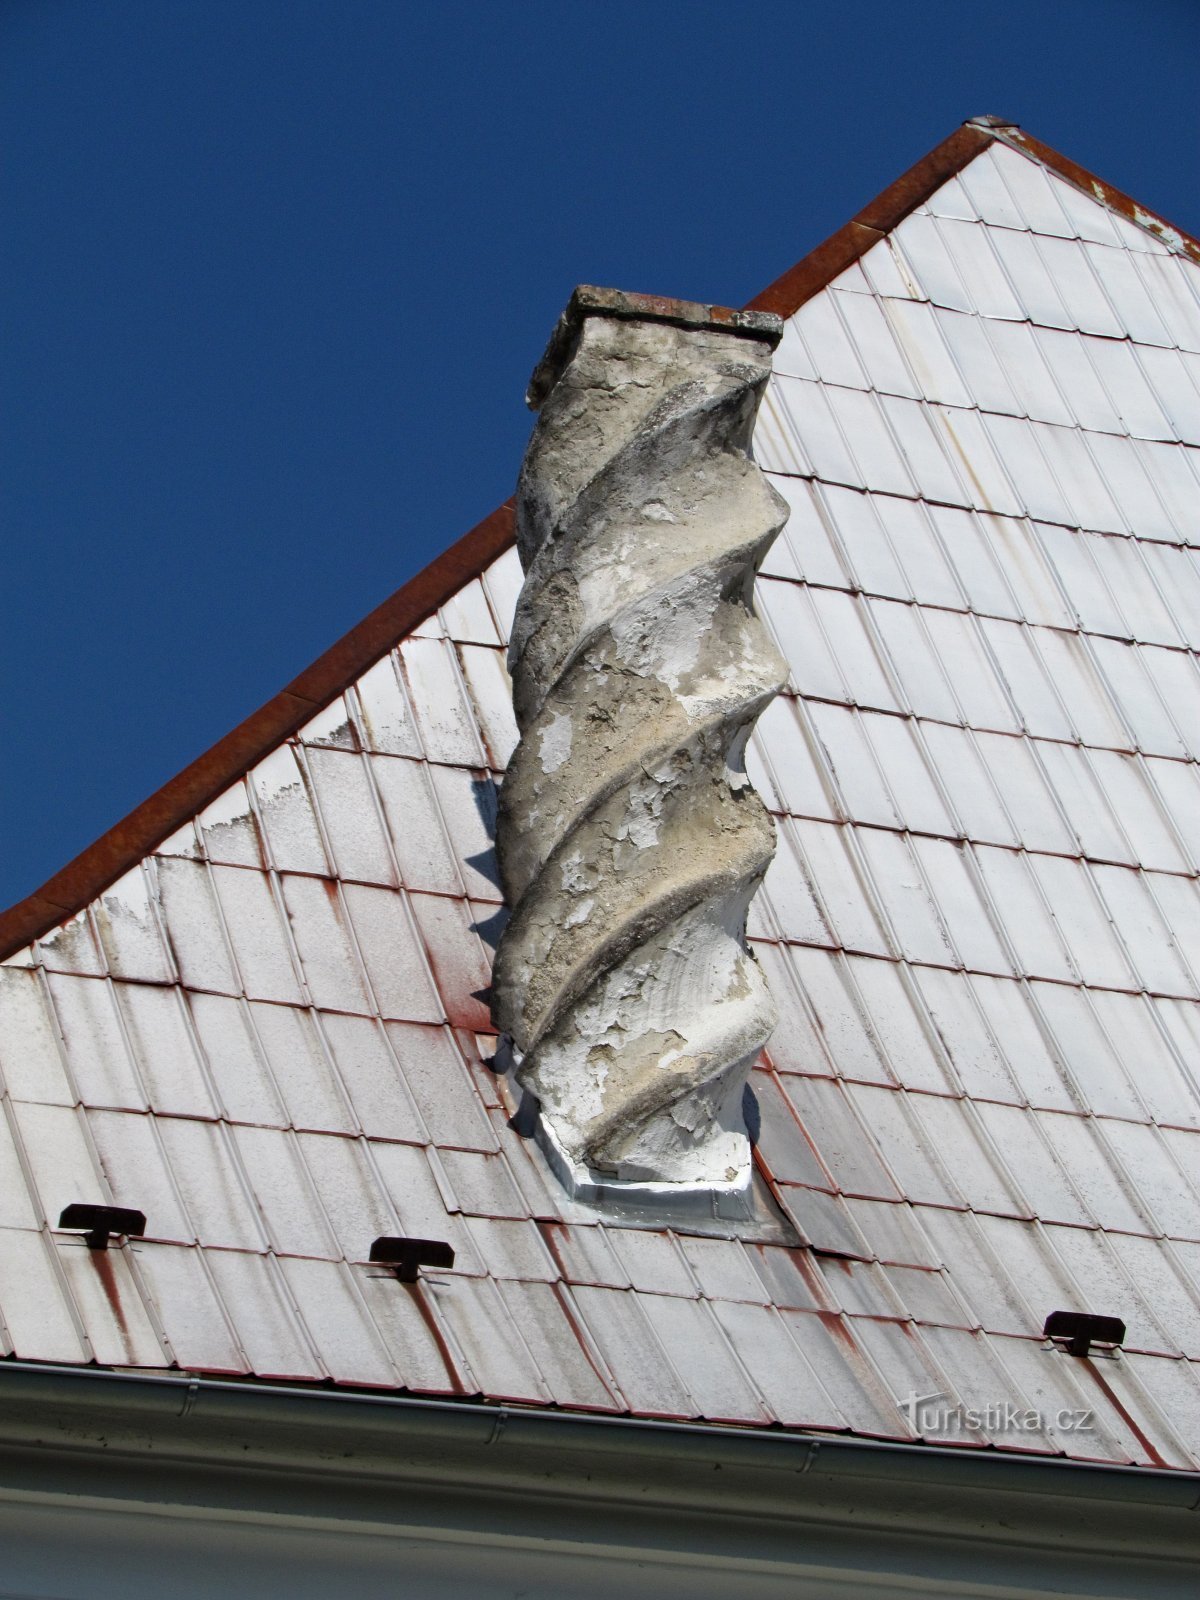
<box><xmin>492</xmin><ymin>286</ymin><xmax>788</xmax><ymax>1193</ymax></box>
<box><xmin>533</xmin><ymin>1085</ymin><xmax>750</xmax><ymax>1206</ymax></box>
<box><xmin>530</xmin><ymin>1105</ymin><xmax>799</xmax><ymax>1242</ymax></box>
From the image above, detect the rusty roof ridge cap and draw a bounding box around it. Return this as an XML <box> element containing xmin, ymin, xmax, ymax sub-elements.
<box><xmin>745</xmin><ymin>122</ymin><xmax>997</xmax><ymax>316</ymax></box>
<box><xmin>3</xmin><ymin>1361</ymin><xmax>1199</xmax><ymax>1504</ymax></box>
<box><xmin>988</xmin><ymin>124</ymin><xmax>1200</xmax><ymax>263</ymax></box>
<box><xmin>527</xmin><ymin>284</ymin><xmax>783</xmax><ymax>410</ymax></box>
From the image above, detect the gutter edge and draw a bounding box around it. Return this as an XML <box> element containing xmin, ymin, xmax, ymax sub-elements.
<box><xmin>2</xmin><ymin>1361</ymin><xmax>1197</xmax><ymax>1511</ymax></box>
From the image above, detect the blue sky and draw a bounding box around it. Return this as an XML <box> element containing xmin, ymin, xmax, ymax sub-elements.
<box><xmin>2</xmin><ymin>0</ymin><xmax>1197</xmax><ymax>907</ymax></box>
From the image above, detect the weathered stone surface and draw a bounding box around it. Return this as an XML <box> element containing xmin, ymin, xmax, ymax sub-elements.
<box><xmin>492</xmin><ymin>289</ymin><xmax>787</xmax><ymax>1194</ymax></box>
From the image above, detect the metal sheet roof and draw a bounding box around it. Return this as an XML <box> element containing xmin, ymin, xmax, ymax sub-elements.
<box><xmin>4</xmin><ymin>129</ymin><xmax>1200</xmax><ymax>1470</ymax></box>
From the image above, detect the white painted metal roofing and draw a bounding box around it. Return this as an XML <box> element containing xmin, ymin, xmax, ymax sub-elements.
<box><xmin>4</xmin><ymin>137</ymin><xmax>1200</xmax><ymax>1468</ymax></box>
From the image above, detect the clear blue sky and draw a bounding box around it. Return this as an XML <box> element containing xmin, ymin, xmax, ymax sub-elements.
<box><xmin>2</xmin><ymin>0</ymin><xmax>1197</xmax><ymax>908</ymax></box>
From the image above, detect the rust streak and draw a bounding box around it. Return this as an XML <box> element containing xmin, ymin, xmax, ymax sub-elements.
<box><xmin>815</xmin><ymin>1307</ymin><xmax>866</xmax><ymax>1355</ymax></box>
<box><xmin>536</xmin><ymin>1220</ymin><xmax>569</xmax><ymax>1279</ymax></box>
<box><xmin>549</xmin><ymin>1281</ymin><xmax>619</xmax><ymax>1402</ymax></box>
<box><xmin>1079</xmin><ymin>1360</ymin><xmax>1170</xmax><ymax>1470</ymax></box>
<box><xmin>402</xmin><ymin>1281</ymin><xmax>466</xmax><ymax>1395</ymax></box>
<box><xmin>90</xmin><ymin>1248</ymin><xmax>143</xmax><ymax>1365</ymax></box>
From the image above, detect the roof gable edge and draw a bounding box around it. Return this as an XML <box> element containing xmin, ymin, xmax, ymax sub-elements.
<box><xmin>747</xmin><ymin>118</ymin><xmax>1200</xmax><ymax>322</ymax></box>
<box><xmin>745</xmin><ymin>123</ymin><xmax>994</xmax><ymax>315</ymax></box>
<box><xmin>0</xmin><ymin>501</ymin><xmax>513</xmax><ymax>959</ymax></box>
<box><xmin>999</xmin><ymin>125</ymin><xmax>1200</xmax><ymax>265</ymax></box>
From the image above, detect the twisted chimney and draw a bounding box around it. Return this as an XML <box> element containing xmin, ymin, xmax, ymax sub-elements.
<box><xmin>492</xmin><ymin>287</ymin><xmax>787</xmax><ymax>1200</ymax></box>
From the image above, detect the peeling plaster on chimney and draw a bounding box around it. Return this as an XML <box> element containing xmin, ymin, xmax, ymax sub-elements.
<box><xmin>491</xmin><ymin>287</ymin><xmax>787</xmax><ymax>1199</ymax></box>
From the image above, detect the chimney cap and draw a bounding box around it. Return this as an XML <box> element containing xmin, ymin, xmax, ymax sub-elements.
<box><xmin>527</xmin><ymin>284</ymin><xmax>783</xmax><ymax>409</ymax></box>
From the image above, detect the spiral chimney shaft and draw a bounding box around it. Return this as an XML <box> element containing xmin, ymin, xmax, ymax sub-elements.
<box><xmin>492</xmin><ymin>287</ymin><xmax>787</xmax><ymax>1198</ymax></box>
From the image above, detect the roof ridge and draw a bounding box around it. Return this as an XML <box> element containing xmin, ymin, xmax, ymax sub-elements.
<box><xmin>998</xmin><ymin>124</ymin><xmax>1200</xmax><ymax>264</ymax></box>
<box><xmin>4</xmin><ymin>117</ymin><xmax>1197</xmax><ymax>958</ymax></box>
<box><xmin>746</xmin><ymin>119</ymin><xmax>1200</xmax><ymax>319</ymax></box>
